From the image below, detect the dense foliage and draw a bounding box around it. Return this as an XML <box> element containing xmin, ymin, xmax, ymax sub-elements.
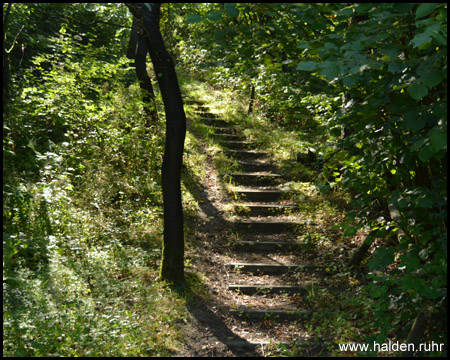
<box><xmin>175</xmin><ymin>2</ymin><xmax>447</xmax><ymax>353</ymax></box>
<box><xmin>3</xmin><ymin>3</ymin><xmax>446</xmax><ymax>356</ymax></box>
<box><xmin>3</xmin><ymin>4</ymin><xmax>183</xmax><ymax>356</ymax></box>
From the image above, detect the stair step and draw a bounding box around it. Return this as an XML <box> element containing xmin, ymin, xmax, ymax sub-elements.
<box><xmin>233</xmin><ymin>221</ymin><xmax>302</xmax><ymax>233</ymax></box>
<box><xmin>224</xmin><ymin>149</ymin><xmax>266</xmax><ymax>160</ymax></box>
<box><xmin>229</xmin><ymin>284</ymin><xmax>308</xmax><ymax>295</ymax></box>
<box><xmin>199</xmin><ymin>118</ymin><xmax>231</xmax><ymax>127</ymax></box>
<box><xmin>232</xmin><ymin>241</ymin><xmax>303</xmax><ymax>252</ymax></box>
<box><xmin>227</xmin><ymin>263</ymin><xmax>321</xmax><ymax>274</ymax></box>
<box><xmin>192</xmin><ymin>111</ymin><xmax>214</xmax><ymax>118</ymax></box>
<box><xmin>192</xmin><ymin>109</ymin><xmax>214</xmax><ymax>113</ymax></box>
<box><xmin>224</xmin><ymin>340</ymin><xmax>298</xmax><ymax>351</ymax></box>
<box><xmin>183</xmin><ymin>99</ymin><xmax>205</xmax><ymax>106</ymax></box>
<box><xmin>229</xmin><ymin>309</ymin><xmax>312</xmax><ymax>321</ymax></box>
<box><xmin>188</xmin><ymin>106</ymin><xmax>209</xmax><ymax>113</ymax></box>
<box><xmin>205</xmin><ymin>126</ymin><xmax>238</xmax><ymax>134</ymax></box>
<box><xmin>225</xmin><ymin>340</ymin><xmax>322</xmax><ymax>356</ymax></box>
<box><xmin>228</xmin><ymin>173</ymin><xmax>282</xmax><ymax>186</ymax></box>
<box><xmin>232</xmin><ymin>189</ymin><xmax>284</xmax><ymax>202</ymax></box>
<box><xmin>221</xmin><ymin>141</ymin><xmax>254</xmax><ymax>150</ymax></box>
<box><xmin>233</xmin><ymin>203</ymin><xmax>298</xmax><ymax>216</ymax></box>
<box><xmin>237</xmin><ymin>160</ymin><xmax>277</xmax><ymax>172</ymax></box>
<box><xmin>212</xmin><ymin>133</ymin><xmax>246</xmax><ymax>141</ymax></box>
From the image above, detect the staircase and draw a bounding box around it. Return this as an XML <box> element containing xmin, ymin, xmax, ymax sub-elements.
<box><xmin>185</xmin><ymin>98</ymin><xmax>326</xmax><ymax>355</ymax></box>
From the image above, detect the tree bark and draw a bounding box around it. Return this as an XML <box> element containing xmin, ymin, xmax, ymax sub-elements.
<box><xmin>401</xmin><ymin>312</ymin><xmax>427</xmax><ymax>357</ymax></box>
<box><xmin>350</xmin><ymin>231</ymin><xmax>376</xmax><ymax>266</ymax></box>
<box><xmin>127</xmin><ymin>17</ymin><xmax>158</xmax><ymax>125</ymax></box>
<box><xmin>3</xmin><ymin>3</ymin><xmax>12</xmax><ymax>108</ymax></box>
<box><xmin>248</xmin><ymin>84</ymin><xmax>255</xmax><ymax>115</ymax></box>
<box><xmin>126</xmin><ymin>3</ymin><xmax>186</xmax><ymax>285</ymax></box>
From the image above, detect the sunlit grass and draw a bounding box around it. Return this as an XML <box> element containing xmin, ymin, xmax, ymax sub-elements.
<box><xmin>4</xmin><ymin>62</ymin><xmax>199</xmax><ymax>357</ymax></box>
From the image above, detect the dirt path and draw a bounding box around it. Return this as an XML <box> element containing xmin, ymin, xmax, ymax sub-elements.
<box><xmin>176</xmin><ymin>99</ymin><xmax>353</xmax><ymax>357</ymax></box>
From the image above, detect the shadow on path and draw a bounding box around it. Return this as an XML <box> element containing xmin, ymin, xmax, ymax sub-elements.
<box><xmin>180</xmin><ymin>153</ymin><xmax>258</xmax><ymax>356</ymax></box>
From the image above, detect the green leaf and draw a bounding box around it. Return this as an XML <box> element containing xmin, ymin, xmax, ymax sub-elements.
<box><xmin>379</xmin><ymin>45</ymin><xmax>400</xmax><ymax>59</ymax></box>
<box><xmin>345</xmin><ymin>210</ymin><xmax>357</xmax><ymax>221</ymax></box>
<box><xmin>403</xmin><ymin>111</ymin><xmax>425</xmax><ymax>133</ymax></box>
<box><xmin>411</xmin><ymin>32</ymin><xmax>433</xmax><ymax>48</ymax></box>
<box><xmin>205</xmin><ymin>10</ymin><xmax>222</xmax><ymax>22</ymax></box>
<box><xmin>418</xmin><ymin>145</ymin><xmax>433</xmax><ymax>162</ymax></box>
<box><xmin>415</xmin><ymin>3</ymin><xmax>436</xmax><ymax>18</ymax></box>
<box><xmin>341</xmin><ymin>41</ymin><xmax>365</xmax><ymax>51</ymax></box>
<box><xmin>224</xmin><ymin>3</ymin><xmax>239</xmax><ymax>18</ymax></box>
<box><xmin>330</xmin><ymin>127</ymin><xmax>342</xmax><ymax>137</ymax></box>
<box><xmin>213</xmin><ymin>29</ymin><xmax>226</xmax><ymax>39</ymax></box>
<box><xmin>368</xmin><ymin>246</ymin><xmax>396</xmax><ymax>271</ymax></box>
<box><xmin>297</xmin><ymin>41</ymin><xmax>310</xmax><ymax>49</ymax></box>
<box><xmin>410</xmin><ymin>137</ymin><xmax>427</xmax><ymax>152</ymax></box>
<box><xmin>343</xmin><ymin>76</ymin><xmax>357</xmax><ymax>88</ymax></box>
<box><xmin>420</xmin><ymin>69</ymin><xmax>443</xmax><ymax>89</ymax></box>
<box><xmin>296</xmin><ymin>61</ymin><xmax>319</xmax><ymax>71</ymax></box>
<box><xmin>397</xmin><ymin>196</ymin><xmax>409</xmax><ymax>209</ymax></box>
<box><xmin>407</xmin><ymin>81</ymin><xmax>429</xmax><ymax>100</ymax></box>
<box><xmin>324</xmin><ymin>42</ymin><xmax>338</xmax><ymax>51</ymax></box>
<box><xmin>418</xmin><ymin>196</ymin><xmax>434</xmax><ymax>208</ymax></box>
<box><xmin>369</xmin><ymin>285</ymin><xmax>382</xmax><ymax>299</ymax></box>
<box><xmin>319</xmin><ymin>61</ymin><xmax>340</xmax><ymax>80</ymax></box>
<box><xmin>428</xmin><ymin>127</ymin><xmax>447</xmax><ymax>152</ymax></box>
<box><xmin>186</xmin><ymin>14</ymin><xmax>202</xmax><ymax>24</ymax></box>
<box><xmin>430</xmin><ymin>30</ymin><xmax>447</xmax><ymax>45</ymax></box>
<box><xmin>369</xmin><ymin>283</ymin><xmax>388</xmax><ymax>299</ymax></box>
<box><xmin>388</xmin><ymin>62</ymin><xmax>406</xmax><ymax>74</ymax></box>
<box><xmin>338</xmin><ymin>7</ymin><xmax>354</xmax><ymax>17</ymax></box>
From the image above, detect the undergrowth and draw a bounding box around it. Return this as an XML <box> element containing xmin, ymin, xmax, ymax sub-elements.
<box><xmin>2</xmin><ymin>33</ymin><xmax>206</xmax><ymax>356</ymax></box>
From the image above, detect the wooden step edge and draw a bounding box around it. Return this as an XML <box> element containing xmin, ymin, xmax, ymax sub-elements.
<box><xmin>200</xmin><ymin>120</ymin><xmax>231</xmax><ymax>127</ymax></box>
<box><xmin>236</xmin><ymin>160</ymin><xmax>278</xmax><ymax>171</ymax></box>
<box><xmin>231</xmin><ymin>188</ymin><xmax>287</xmax><ymax>195</ymax></box>
<box><xmin>232</xmin><ymin>220</ymin><xmax>301</xmax><ymax>224</ymax></box>
<box><xmin>224</xmin><ymin>340</ymin><xmax>322</xmax><ymax>351</ymax></box>
<box><xmin>221</xmin><ymin>142</ymin><xmax>255</xmax><ymax>151</ymax></box>
<box><xmin>196</xmin><ymin>116</ymin><xmax>229</xmax><ymax>120</ymax></box>
<box><xmin>221</xmin><ymin>141</ymin><xmax>254</xmax><ymax>147</ymax></box>
<box><xmin>232</xmin><ymin>203</ymin><xmax>298</xmax><ymax>209</ymax></box>
<box><xmin>228</xmin><ymin>284</ymin><xmax>308</xmax><ymax>295</ymax></box>
<box><xmin>232</xmin><ymin>189</ymin><xmax>285</xmax><ymax>195</ymax></box>
<box><xmin>227</xmin><ymin>263</ymin><xmax>322</xmax><ymax>274</ymax></box>
<box><xmin>228</xmin><ymin>172</ymin><xmax>282</xmax><ymax>177</ymax></box>
<box><xmin>183</xmin><ymin>100</ymin><xmax>206</xmax><ymax>106</ymax></box>
<box><xmin>226</xmin><ymin>174</ymin><xmax>284</xmax><ymax>187</ymax></box>
<box><xmin>220</xmin><ymin>140</ymin><xmax>253</xmax><ymax>145</ymax></box>
<box><xmin>229</xmin><ymin>308</ymin><xmax>312</xmax><ymax>320</ymax></box>
<box><xmin>224</xmin><ymin>340</ymin><xmax>301</xmax><ymax>350</ymax></box>
<box><xmin>224</xmin><ymin>149</ymin><xmax>267</xmax><ymax>156</ymax></box>
<box><xmin>236</xmin><ymin>159</ymin><xmax>274</xmax><ymax>165</ymax></box>
<box><xmin>232</xmin><ymin>221</ymin><xmax>304</xmax><ymax>233</ymax></box>
<box><xmin>203</xmin><ymin>125</ymin><xmax>238</xmax><ymax>132</ymax></box>
<box><xmin>231</xmin><ymin>241</ymin><xmax>303</xmax><ymax>251</ymax></box>
<box><xmin>199</xmin><ymin>118</ymin><xmax>231</xmax><ymax>123</ymax></box>
<box><xmin>210</xmin><ymin>133</ymin><xmax>246</xmax><ymax>140</ymax></box>
<box><xmin>227</xmin><ymin>173</ymin><xmax>283</xmax><ymax>185</ymax></box>
<box><xmin>232</xmin><ymin>204</ymin><xmax>299</xmax><ymax>216</ymax></box>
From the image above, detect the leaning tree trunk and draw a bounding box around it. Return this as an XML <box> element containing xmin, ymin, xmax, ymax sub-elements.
<box><xmin>127</xmin><ymin>17</ymin><xmax>158</xmax><ymax>125</ymax></box>
<box><xmin>3</xmin><ymin>3</ymin><xmax>12</xmax><ymax>109</ymax></box>
<box><xmin>126</xmin><ymin>3</ymin><xmax>186</xmax><ymax>285</ymax></box>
